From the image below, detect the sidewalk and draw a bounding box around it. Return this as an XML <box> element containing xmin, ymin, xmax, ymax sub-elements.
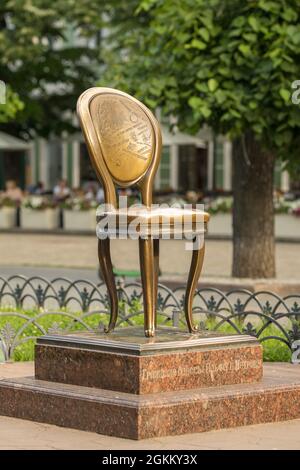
<box><xmin>0</xmin><ymin>362</ymin><xmax>300</xmax><ymax>450</ymax></box>
<box><xmin>0</xmin><ymin>232</ymin><xmax>299</xmax><ymax>280</ymax></box>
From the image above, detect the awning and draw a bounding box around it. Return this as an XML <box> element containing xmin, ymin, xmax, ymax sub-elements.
<box><xmin>69</xmin><ymin>126</ymin><xmax>207</xmax><ymax>149</ymax></box>
<box><xmin>161</xmin><ymin>126</ymin><xmax>206</xmax><ymax>148</ymax></box>
<box><xmin>0</xmin><ymin>132</ymin><xmax>30</xmax><ymax>151</ymax></box>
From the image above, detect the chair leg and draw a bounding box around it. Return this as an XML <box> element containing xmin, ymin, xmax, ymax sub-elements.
<box><xmin>139</xmin><ymin>237</ymin><xmax>157</xmax><ymax>337</ymax></box>
<box><xmin>185</xmin><ymin>237</ymin><xmax>205</xmax><ymax>333</ymax></box>
<box><xmin>153</xmin><ymin>238</ymin><xmax>159</xmax><ymax>327</ymax></box>
<box><xmin>98</xmin><ymin>238</ymin><xmax>118</xmax><ymax>333</ymax></box>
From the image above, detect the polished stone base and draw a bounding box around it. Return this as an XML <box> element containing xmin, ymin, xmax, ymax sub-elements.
<box><xmin>0</xmin><ymin>364</ymin><xmax>300</xmax><ymax>439</ymax></box>
<box><xmin>35</xmin><ymin>328</ymin><xmax>263</xmax><ymax>393</ymax></box>
<box><xmin>0</xmin><ymin>328</ymin><xmax>298</xmax><ymax>440</ymax></box>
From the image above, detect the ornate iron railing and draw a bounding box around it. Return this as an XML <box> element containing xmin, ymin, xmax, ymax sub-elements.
<box><xmin>0</xmin><ymin>275</ymin><xmax>300</xmax><ymax>362</ymax></box>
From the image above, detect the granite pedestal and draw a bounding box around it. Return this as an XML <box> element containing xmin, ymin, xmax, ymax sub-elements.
<box><xmin>35</xmin><ymin>328</ymin><xmax>263</xmax><ymax>394</ymax></box>
<box><xmin>0</xmin><ymin>327</ymin><xmax>300</xmax><ymax>440</ymax></box>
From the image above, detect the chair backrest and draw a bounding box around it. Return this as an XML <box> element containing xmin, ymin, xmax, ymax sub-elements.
<box><xmin>77</xmin><ymin>87</ymin><xmax>162</xmax><ymax>207</ymax></box>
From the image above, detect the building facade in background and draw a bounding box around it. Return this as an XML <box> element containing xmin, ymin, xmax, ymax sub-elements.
<box><xmin>0</xmin><ymin>127</ymin><xmax>293</xmax><ymax>194</ymax></box>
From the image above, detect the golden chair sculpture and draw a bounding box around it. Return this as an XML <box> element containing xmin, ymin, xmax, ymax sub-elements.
<box><xmin>77</xmin><ymin>87</ymin><xmax>209</xmax><ymax>337</ymax></box>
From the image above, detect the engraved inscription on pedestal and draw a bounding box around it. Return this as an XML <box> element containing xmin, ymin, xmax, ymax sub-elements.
<box><xmin>90</xmin><ymin>95</ymin><xmax>154</xmax><ymax>183</ymax></box>
<box><xmin>141</xmin><ymin>359</ymin><xmax>262</xmax><ymax>381</ymax></box>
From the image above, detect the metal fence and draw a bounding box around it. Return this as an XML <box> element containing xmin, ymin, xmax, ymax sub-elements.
<box><xmin>0</xmin><ymin>275</ymin><xmax>300</xmax><ymax>361</ymax></box>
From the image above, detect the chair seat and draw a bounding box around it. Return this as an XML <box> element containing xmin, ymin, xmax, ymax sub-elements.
<box><xmin>96</xmin><ymin>207</ymin><xmax>209</xmax><ymax>237</ymax></box>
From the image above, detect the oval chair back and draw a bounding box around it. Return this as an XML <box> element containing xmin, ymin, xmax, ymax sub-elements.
<box><xmin>77</xmin><ymin>87</ymin><xmax>162</xmax><ymax>208</ymax></box>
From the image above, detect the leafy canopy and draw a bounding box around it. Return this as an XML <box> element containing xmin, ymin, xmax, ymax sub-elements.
<box><xmin>0</xmin><ymin>0</ymin><xmax>104</xmax><ymax>137</ymax></box>
<box><xmin>0</xmin><ymin>85</ymin><xmax>23</xmax><ymax>123</ymax></box>
<box><xmin>102</xmin><ymin>0</ymin><xmax>300</xmax><ymax>167</ymax></box>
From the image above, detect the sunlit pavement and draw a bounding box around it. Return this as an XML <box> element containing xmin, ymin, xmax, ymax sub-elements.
<box><xmin>0</xmin><ymin>233</ymin><xmax>299</xmax><ymax>281</ymax></box>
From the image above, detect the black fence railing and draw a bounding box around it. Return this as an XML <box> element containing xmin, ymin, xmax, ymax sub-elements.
<box><xmin>0</xmin><ymin>275</ymin><xmax>300</xmax><ymax>362</ymax></box>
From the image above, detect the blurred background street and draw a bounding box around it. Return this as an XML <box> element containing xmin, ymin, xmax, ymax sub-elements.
<box><xmin>0</xmin><ymin>232</ymin><xmax>299</xmax><ymax>286</ymax></box>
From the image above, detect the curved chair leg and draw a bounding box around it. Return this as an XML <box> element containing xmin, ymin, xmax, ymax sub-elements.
<box><xmin>185</xmin><ymin>237</ymin><xmax>205</xmax><ymax>333</ymax></box>
<box><xmin>139</xmin><ymin>237</ymin><xmax>157</xmax><ymax>337</ymax></box>
<box><xmin>98</xmin><ymin>238</ymin><xmax>118</xmax><ymax>333</ymax></box>
<box><xmin>153</xmin><ymin>238</ymin><xmax>159</xmax><ymax>328</ymax></box>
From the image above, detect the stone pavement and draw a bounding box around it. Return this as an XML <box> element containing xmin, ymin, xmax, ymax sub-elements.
<box><xmin>0</xmin><ymin>362</ymin><xmax>300</xmax><ymax>450</ymax></box>
<box><xmin>0</xmin><ymin>232</ymin><xmax>299</xmax><ymax>281</ymax></box>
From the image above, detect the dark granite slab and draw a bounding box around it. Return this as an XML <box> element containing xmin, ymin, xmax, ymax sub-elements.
<box><xmin>0</xmin><ymin>364</ymin><xmax>300</xmax><ymax>439</ymax></box>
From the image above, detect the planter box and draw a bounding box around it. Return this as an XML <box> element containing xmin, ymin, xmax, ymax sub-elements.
<box><xmin>208</xmin><ymin>213</ymin><xmax>232</xmax><ymax>236</ymax></box>
<box><xmin>20</xmin><ymin>208</ymin><xmax>59</xmax><ymax>230</ymax></box>
<box><xmin>208</xmin><ymin>213</ymin><xmax>300</xmax><ymax>239</ymax></box>
<box><xmin>275</xmin><ymin>214</ymin><xmax>300</xmax><ymax>239</ymax></box>
<box><xmin>0</xmin><ymin>207</ymin><xmax>17</xmax><ymax>229</ymax></box>
<box><xmin>63</xmin><ymin>209</ymin><xmax>96</xmax><ymax>232</ymax></box>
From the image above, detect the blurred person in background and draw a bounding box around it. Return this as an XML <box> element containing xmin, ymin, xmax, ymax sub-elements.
<box><xmin>84</xmin><ymin>181</ymin><xmax>98</xmax><ymax>201</ymax></box>
<box><xmin>53</xmin><ymin>179</ymin><xmax>71</xmax><ymax>202</ymax></box>
<box><xmin>96</xmin><ymin>186</ymin><xmax>105</xmax><ymax>204</ymax></box>
<box><xmin>71</xmin><ymin>187</ymin><xmax>85</xmax><ymax>198</ymax></box>
<box><xmin>27</xmin><ymin>181</ymin><xmax>45</xmax><ymax>195</ymax></box>
<box><xmin>1</xmin><ymin>180</ymin><xmax>23</xmax><ymax>202</ymax></box>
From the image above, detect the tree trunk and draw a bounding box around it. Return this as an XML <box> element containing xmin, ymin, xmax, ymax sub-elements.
<box><xmin>232</xmin><ymin>131</ymin><xmax>276</xmax><ymax>278</ymax></box>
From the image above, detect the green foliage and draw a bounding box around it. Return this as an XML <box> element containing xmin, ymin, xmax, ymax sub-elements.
<box><xmin>0</xmin><ymin>306</ymin><xmax>292</xmax><ymax>362</ymax></box>
<box><xmin>102</xmin><ymin>0</ymin><xmax>300</xmax><ymax>168</ymax></box>
<box><xmin>0</xmin><ymin>85</ymin><xmax>23</xmax><ymax>123</ymax></box>
<box><xmin>262</xmin><ymin>337</ymin><xmax>291</xmax><ymax>362</ymax></box>
<box><xmin>0</xmin><ymin>307</ymin><xmax>104</xmax><ymax>361</ymax></box>
<box><xmin>0</xmin><ymin>0</ymin><xmax>104</xmax><ymax>137</ymax></box>
<box><xmin>203</xmin><ymin>319</ymin><xmax>291</xmax><ymax>362</ymax></box>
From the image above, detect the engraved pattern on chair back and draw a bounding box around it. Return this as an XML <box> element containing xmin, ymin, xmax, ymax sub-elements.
<box><xmin>77</xmin><ymin>87</ymin><xmax>162</xmax><ymax>207</ymax></box>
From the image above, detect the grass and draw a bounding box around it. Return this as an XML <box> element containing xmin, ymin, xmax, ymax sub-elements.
<box><xmin>0</xmin><ymin>306</ymin><xmax>293</xmax><ymax>362</ymax></box>
<box><xmin>204</xmin><ymin>318</ymin><xmax>292</xmax><ymax>362</ymax></box>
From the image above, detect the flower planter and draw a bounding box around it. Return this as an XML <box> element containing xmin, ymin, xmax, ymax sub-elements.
<box><xmin>63</xmin><ymin>209</ymin><xmax>96</xmax><ymax>232</ymax></box>
<box><xmin>0</xmin><ymin>207</ymin><xmax>17</xmax><ymax>229</ymax></box>
<box><xmin>20</xmin><ymin>208</ymin><xmax>59</xmax><ymax>230</ymax></box>
<box><xmin>208</xmin><ymin>213</ymin><xmax>300</xmax><ymax>239</ymax></box>
<box><xmin>207</xmin><ymin>213</ymin><xmax>232</xmax><ymax>236</ymax></box>
<box><xmin>275</xmin><ymin>214</ymin><xmax>300</xmax><ymax>239</ymax></box>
